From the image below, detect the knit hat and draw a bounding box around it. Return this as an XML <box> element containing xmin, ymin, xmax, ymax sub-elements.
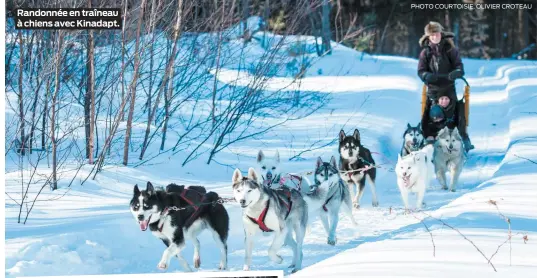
<box><xmin>429</xmin><ymin>105</ymin><xmax>445</xmax><ymax>121</ymax></box>
<box><xmin>424</xmin><ymin>21</ymin><xmax>443</xmax><ymax>36</ymax></box>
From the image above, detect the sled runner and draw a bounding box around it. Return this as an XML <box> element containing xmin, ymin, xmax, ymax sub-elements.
<box><xmin>421</xmin><ymin>76</ymin><xmax>470</xmax><ymax>127</ymax></box>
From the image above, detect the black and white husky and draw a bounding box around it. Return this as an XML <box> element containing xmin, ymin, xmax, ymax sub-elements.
<box><xmin>232</xmin><ymin>167</ymin><xmax>308</xmax><ymax>273</ymax></box>
<box><xmin>130</xmin><ymin>182</ymin><xmax>229</xmax><ymax>272</ymax></box>
<box><xmin>303</xmin><ymin>156</ymin><xmax>357</xmax><ymax>245</ymax></box>
<box><xmin>401</xmin><ymin>123</ymin><xmax>425</xmax><ymax>157</ymax></box>
<box><xmin>338</xmin><ymin>129</ymin><xmax>378</xmax><ymax>208</ymax></box>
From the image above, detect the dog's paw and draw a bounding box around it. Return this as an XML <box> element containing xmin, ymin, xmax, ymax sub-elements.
<box><xmin>353</xmin><ymin>203</ymin><xmax>360</xmax><ymax>209</ymax></box>
<box><xmin>243</xmin><ymin>265</ymin><xmax>250</xmax><ymax>271</ymax></box>
<box><xmin>327</xmin><ymin>237</ymin><xmax>336</xmax><ymax>245</ymax></box>
<box><xmin>372</xmin><ymin>201</ymin><xmax>379</xmax><ymax>207</ymax></box>
<box><xmin>194</xmin><ymin>256</ymin><xmax>200</xmax><ymax>268</ymax></box>
<box><xmin>450</xmin><ymin>189</ymin><xmax>456</xmax><ymax>192</ymax></box>
<box><xmin>291</xmin><ymin>267</ymin><xmax>301</xmax><ymax>273</ymax></box>
<box><xmin>441</xmin><ymin>186</ymin><xmax>448</xmax><ymax>190</ymax></box>
<box><xmin>219</xmin><ymin>264</ymin><xmax>227</xmax><ymax>270</ymax></box>
<box><xmin>157</xmin><ymin>261</ymin><xmax>168</xmax><ymax>270</ymax></box>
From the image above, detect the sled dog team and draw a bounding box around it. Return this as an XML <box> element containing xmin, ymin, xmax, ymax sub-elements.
<box><xmin>129</xmin><ymin>125</ymin><xmax>466</xmax><ymax>273</ymax></box>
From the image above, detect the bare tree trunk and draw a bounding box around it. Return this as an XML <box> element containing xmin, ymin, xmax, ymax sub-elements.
<box><xmin>321</xmin><ymin>0</ymin><xmax>332</xmax><ymax>55</ymax></box>
<box><xmin>518</xmin><ymin>9</ymin><xmax>526</xmax><ymax>52</ymax></box>
<box><xmin>29</xmin><ymin>50</ymin><xmax>43</xmax><ymax>154</ymax></box>
<box><xmin>18</xmin><ymin>30</ymin><xmax>26</xmax><ymax>156</ymax></box>
<box><xmin>160</xmin><ymin>78</ymin><xmax>171</xmax><ymax>151</ymax></box>
<box><xmin>51</xmin><ymin>31</ymin><xmax>64</xmax><ymax>191</ymax></box>
<box><xmin>87</xmin><ymin>0</ymin><xmax>96</xmax><ymax>164</ymax></box>
<box><xmin>242</xmin><ymin>0</ymin><xmax>249</xmax><ymax>37</ymax></box>
<box><xmin>120</xmin><ymin>0</ymin><xmax>128</xmax><ymax>122</ymax></box>
<box><xmin>123</xmin><ymin>0</ymin><xmax>147</xmax><ymax>166</ymax></box>
<box><xmin>147</xmin><ymin>0</ymin><xmax>157</xmax><ymax>124</ymax></box>
<box><xmin>42</xmin><ymin>68</ymin><xmax>51</xmax><ymax>149</ymax></box>
<box><xmin>379</xmin><ymin>3</ymin><xmax>396</xmax><ymax>54</ymax></box>
<box><xmin>141</xmin><ymin>0</ymin><xmax>184</xmax><ymax>157</ymax></box>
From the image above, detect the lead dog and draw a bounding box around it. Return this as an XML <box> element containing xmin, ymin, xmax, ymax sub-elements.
<box><xmin>232</xmin><ymin>167</ymin><xmax>308</xmax><ymax>273</ymax></box>
<box><xmin>434</xmin><ymin>126</ymin><xmax>467</xmax><ymax>192</ymax></box>
<box><xmin>395</xmin><ymin>144</ymin><xmax>434</xmax><ymax>210</ymax></box>
<box><xmin>130</xmin><ymin>182</ymin><xmax>229</xmax><ymax>272</ymax></box>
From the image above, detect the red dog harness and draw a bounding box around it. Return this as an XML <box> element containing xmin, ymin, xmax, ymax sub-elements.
<box><xmin>247</xmin><ymin>189</ymin><xmax>293</xmax><ymax>232</ymax></box>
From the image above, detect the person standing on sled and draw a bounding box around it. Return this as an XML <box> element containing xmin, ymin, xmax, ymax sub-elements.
<box><xmin>417</xmin><ymin>21</ymin><xmax>474</xmax><ymax>152</ymax></box>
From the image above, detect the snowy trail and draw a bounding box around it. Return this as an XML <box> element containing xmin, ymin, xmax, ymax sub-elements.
<box><xmin>5</xmin><ymin>46</ymin><xmax>537</xmax><ymax>277</ymax></box>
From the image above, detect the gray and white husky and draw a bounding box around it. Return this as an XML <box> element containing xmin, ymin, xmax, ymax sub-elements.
<box><xmin>232</xmin><ymin>167</ymin><xmax>308</xmax><ymax>273</ymax></box>
<box><xmin>434</xmin><ymin>127</ymin><xmax>467</xmax><ymax>192</ymax></box>
<box><xmin>338</xmin><ymin>129</ymin><xmax>378</xmax><ymax>208</ymax></box>
<box><xmin>401</xmin><ymin>123</ymin><xmax>425</xmax><ymax>157</ymax></box>
<box><xmin>303</xmin><ymin>156</ymin><xmax>357</xmax><ymax>246</ymax></box>
<box><xmin>129</xmin><ymin>182</ymin><xmax>229</xmax><ymax>272</ymax></box>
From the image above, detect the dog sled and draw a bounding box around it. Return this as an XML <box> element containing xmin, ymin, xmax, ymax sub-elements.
<box><xmin>421</xmin><ymin>76</ymin><xmax>470</xmax><ymax>126</ymax></box>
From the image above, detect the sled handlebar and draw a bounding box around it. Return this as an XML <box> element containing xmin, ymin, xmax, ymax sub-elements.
<box><xmin>433</xmin><ymin>74</ymin><xmax>470</xmax><ymax>87</ymax></box>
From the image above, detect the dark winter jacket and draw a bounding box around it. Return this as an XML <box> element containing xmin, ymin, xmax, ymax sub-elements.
<box><xmin>422</xmin><ymin>100</ymin><xmax>457</xmax><ymax>138</ymax></box>
<box><xmin>417</xmin><ymin>32</ymin><xmax>464</xmax><ymax>100</ymax></box>
<box><xmin>421</xmin><ymin>93</ymin><xmax>472</xmax><ymax>139</ymax></box>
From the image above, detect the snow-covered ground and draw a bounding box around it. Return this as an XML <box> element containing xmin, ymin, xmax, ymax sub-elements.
<box><xmin>4</xmin><ymin>21</ymin><xmax>537</xmax><ymax>277</ymax></box>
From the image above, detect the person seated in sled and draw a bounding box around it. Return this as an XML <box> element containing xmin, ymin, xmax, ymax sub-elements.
<box><xmin>417</xmin><ymin>21</ymin><xmax>474</xmax><ymax>152</ymax></box>
<box><xmin>422</xmin><ymin>96</ymin><xmax>473</xmax><ymax>150</ymax></box>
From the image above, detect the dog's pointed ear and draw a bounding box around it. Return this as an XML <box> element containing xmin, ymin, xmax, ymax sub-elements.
<box><xmin>407</xmin><ymin>123</ymin><xmax>411</xmax><ymax>129</ymax></box>
<box><xmin>417</xmin><ymin>122</ymin><xmax>422</xmax><ymax>130</ymax></box>
<box><xmin>146</xmin><ymin>182</ymin><xmax>154</xmax><ymax>195</ymax></box>
<box><xmin>398</xmin><ymin>153</ymin><xmax>402</xmax><ymax>161</ymax></box>
<box><xmin>232</xmin><ymin>168</ymin><xmax>243</xmax><ymax>184</ymax></box>
<box><xmin>353</xmin><ymin>129</ymin><xmax>360</xmax><ymax>141</ymax></box>
<box><xmin>316</xmin><ymin>157</ymin><xmax>323</xmax><ymax>168</ymax></box>
<box><xmin>247</xmin><ymin>167</ymin><xmax>258</xmax><ymax>182</ymax></box>
<box><xmin>339</xmin><ymin>130</ymin><xmax>345</xmax><ymax>142</ymax></box>
<box><xmin>257</xmin><ymin>150</ymin><xmax>264</xmax><ymax>163</ymax></box>
<box><xmin>275</xmin><ymin>150</ymin><xmax>280</xmax><ymax>163</ymax></box>
<box><xmin>330</xmin><ymin>156</ymin><xmax>337</xmax><ymax>168</ymax></box>
<box><xmin>134</xmin><ymin>184</ymin><xmax>141</xmax><ymax>196</ymax></box>
<box><xmin>452</xmin><ymin>127</ymin><xmax>460</xmax><ymax>136</ymax></box>
<box><xmin>437</xmin><ymin>127</ymin><xmax>446</xmax><ymax>137</ymax></box>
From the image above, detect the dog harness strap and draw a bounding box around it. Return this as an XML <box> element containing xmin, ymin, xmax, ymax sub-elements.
<box><xmin>248</xmin><ymin>199</ymin><xmax>273</xmax><ymax>232</ymax></box>
<box><xmin>180</xmin><ymin>189</ymin><xmax>199</xmax><ymax>210</ymax></box>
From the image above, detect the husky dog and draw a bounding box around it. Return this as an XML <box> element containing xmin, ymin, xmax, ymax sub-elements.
<box><xmin>232</xmin><ymin>167</ymin><xmax>307</xmax><ymax>273</ymax></box>
<box><xmin>338</xmin><ymin>129</ymin><xmax>378</xmax><ymax>208</ymax></box>
<box><xmin>434</xmin><ymin>127</ymin><xmax>467</xmax><ymax>192</ymax></box>
<box><xmin>256</xmin><ymin>150</ymin><xmax>282</xmax><ymax>188</ymax></box>
<box><xmin>395</xmin><ymin>144</ymin><xmax>434</xmax><ymax>210</ymax></box>
<box><xmin>130</xmin><ymin>182</ymin><xmax>229</xmax><ymax>272</ymax></box>
<box><xmin>401</xmin><ymin>123</ymin><xmax>425</xmax><ymax>157</ymax></box>
<box><xmin>303</xmin><ymin>156</ymin><xmax>357</xmax><ymax>245</ymax></box>
<box><xmin>256</xmin><ymin>149</ymin><xmax>312</xmax><ymax>191</ymax></box>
